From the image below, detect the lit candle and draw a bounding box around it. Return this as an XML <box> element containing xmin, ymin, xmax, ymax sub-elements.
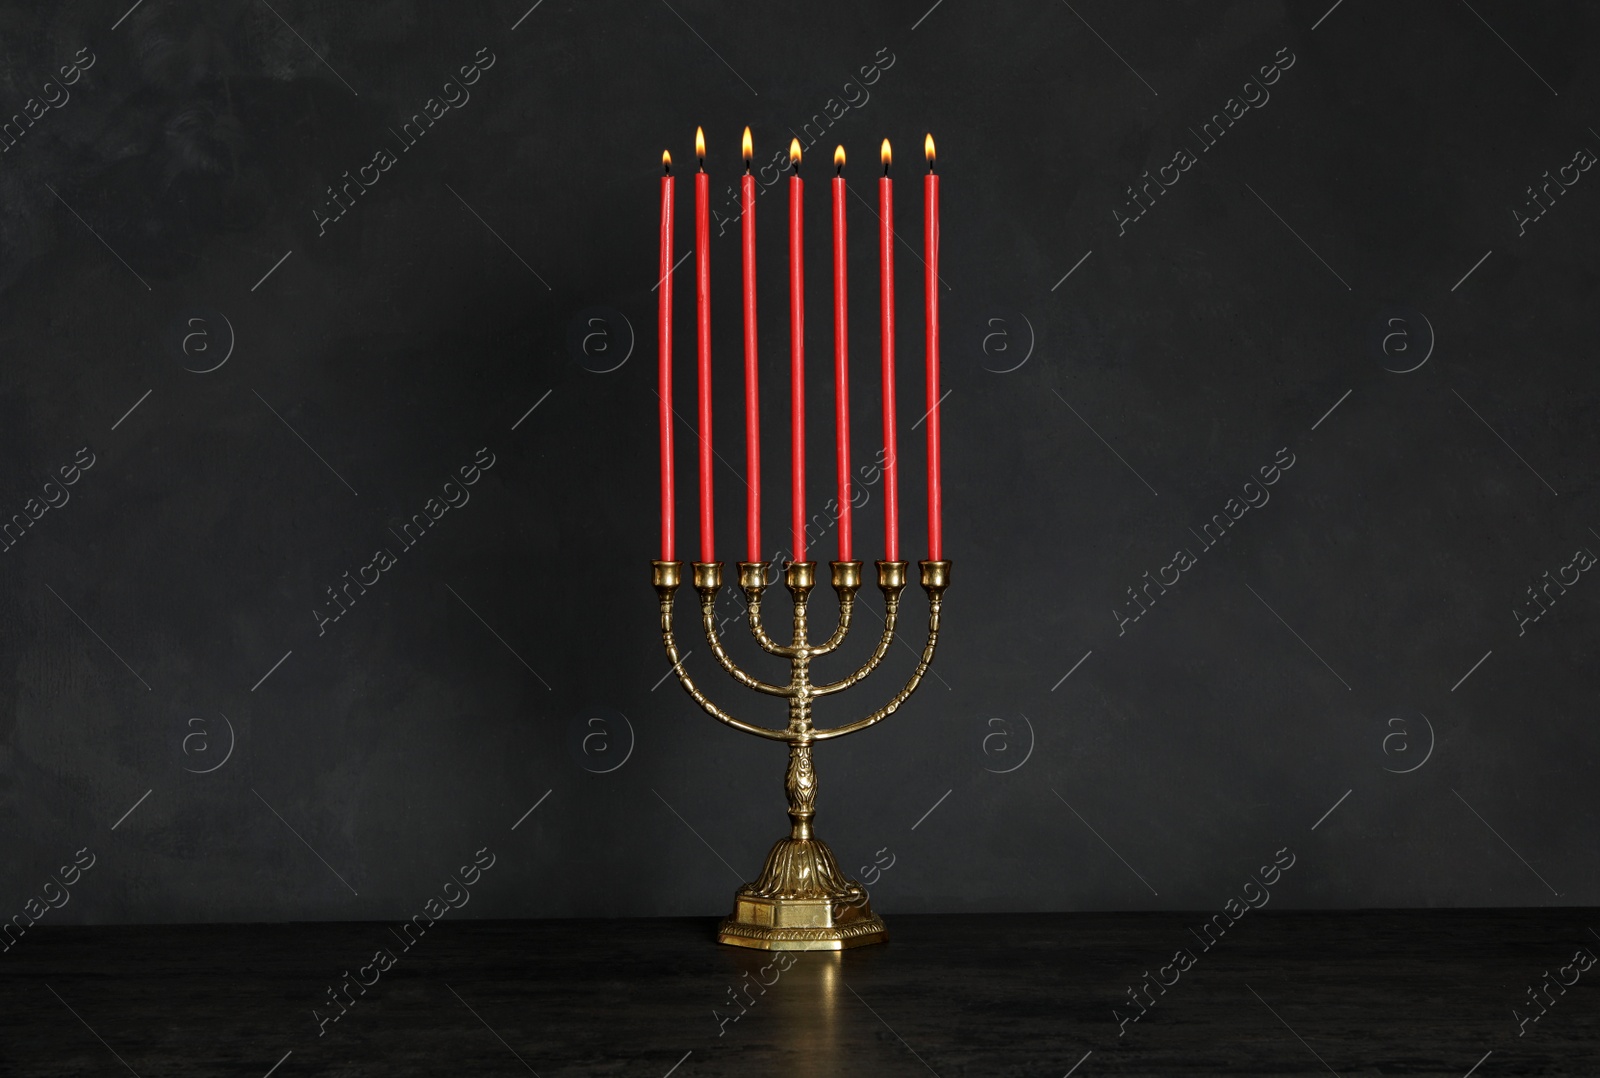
<box><xmin>659</xmin><ymin>149</ymin><xmax>675</xmax><ymax>562</ymax></box>
<box><xmin>789</xmin><ymin>138</ymin><xmax>806</xmax><ymax>564</ymax></box>
<box><xmin>879</xmin><ymin>139</ymin><xmax>899</xmax><ymax>563</ymax></box>
<box><xmin>832</xmin><ymin>145</ymin><xmax>852</xmax><ymax>563</ymax></box>
<box><xmin>924</xmin><ymin>133</ymin><xmax>942</xmax><ymax>561</ymax></box>
<box><xmin>695</xmin><ymin>127</ymin><xmax>714</xmax><ymax>564</ymax></box>
<box><xmin>742</xmin><ymin>127</ymin><xmax>761</xmax><ymax>564</ymax></box>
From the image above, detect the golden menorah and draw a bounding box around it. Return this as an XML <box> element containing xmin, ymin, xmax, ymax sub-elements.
<box><xmin>653</xmin><ymin>556</ymin><xmax>950</xmax><ymax>950</ymax></box>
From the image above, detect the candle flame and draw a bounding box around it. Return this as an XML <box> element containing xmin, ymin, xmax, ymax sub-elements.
<box><xmin>662</xmin><ymin>149</ymin><xmax>671</xmax><ymax>172</ymax></box>
<box><xmin>881</xmin><ymin>138</ymin><xmax>891</xmax><ymax>171</ymax></box>
<box><xmin>742</xmin><ymin>126</ymin><xmax>753</xmax><ymax>163</ymax></box>
<box><xmin>925</xmin><ymin>133</ymin><xmax>936</xmax><ymax>166</ymax></box>
<box><xmin>695</xmin><ymin>126</ymin><xmax>706</xmax><ymax>164</ymax></box>
<box><xmin>789</xmin><ymin>138</ymin><xmax>803</xmax><ymax>167</ymax></box>
<box><xmin>834</xmin><ymin>145</ymin><xmax>845</xmax><ymax>171</ymax></box>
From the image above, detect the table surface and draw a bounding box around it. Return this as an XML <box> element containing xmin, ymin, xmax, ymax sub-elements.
<box><xmin>2</xmin><ymin>908</ymin><xmax>1596</xmax><ymax>1076</ymax></box>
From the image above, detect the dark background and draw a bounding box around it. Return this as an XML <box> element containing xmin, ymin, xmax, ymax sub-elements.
<box><xmin>1</xmin><ymin>0</ymin><xmax>1595</xmax><ymax>926</ymax></box>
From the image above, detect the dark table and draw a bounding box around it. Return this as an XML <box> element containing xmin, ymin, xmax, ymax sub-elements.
<box><xmin>3</xmin><ymin>909</ymin><xmax>1595</xmax><ymax>1076</ymax></box>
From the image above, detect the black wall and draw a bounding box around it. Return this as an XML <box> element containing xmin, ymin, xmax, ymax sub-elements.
<box><xmin>1</xmin><ymin>0</ymin><xmax>1596</xmax><ymax>925</ymax></box>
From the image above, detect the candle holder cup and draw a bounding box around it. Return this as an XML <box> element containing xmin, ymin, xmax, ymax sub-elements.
<box><xmin>653</xmin><ymin>556</ymin><xmax>951</xmax><ymax>949</ymax></box>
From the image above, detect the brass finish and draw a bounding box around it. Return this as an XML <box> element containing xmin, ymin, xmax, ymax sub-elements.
<box><xmin>831</xmin><ymin>559</ymin><xmax>863</xmax><ymax>592</ymax></box>
<box><xmin>654</xmin><ymin>555</ymin><xmax>952</xmax><ymax>950</ymax></box>
<box><xmin>785</xmin><ymin>560</ymin><xmax>816</xmax><ymax>593</ymax></box>
<box><xmin>877</xmin><ymin>559</ymin><xmax>908</xmax><ymax>590</ymax></box>
<box><xmin>652</xmin><ymin>560</ymin><xmax>682</xmax><ymax>590</ymax></box>
<box><xmin>738</xmin><ymin>561</ymin><xmax>768</xmax><ymax>590</ymax></box>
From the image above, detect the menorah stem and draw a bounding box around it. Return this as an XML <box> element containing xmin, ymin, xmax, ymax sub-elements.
<box><xmin>785</xmin><ymin>741</ymin><xmax>817</xmax><ymax>841</ymax></box>
<box><xmin>783</xmin><ymin>561</ymin><xmax>817</xmax><ymax>739</ymax></box>
<box><xmin>786</xmin><ymin>560</ymin><xmax>815</xmax><ymax>651</ymax></box>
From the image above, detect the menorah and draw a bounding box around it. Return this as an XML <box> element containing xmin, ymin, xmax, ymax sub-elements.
<box><xmin>653</xmin><ymin>556</ymin><xmax>950</xmax><ymax>950</ymax></box>
<box><xmin>652</xmin><ymin>127</ymin><xmax>948</xmax><ymax>948</ymax></box>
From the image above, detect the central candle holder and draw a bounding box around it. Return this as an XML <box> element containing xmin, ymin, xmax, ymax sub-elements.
<box><xmin>653</xmin><ymin>556</ymin><xmax>950</xmax><ymax>950</ymax></box>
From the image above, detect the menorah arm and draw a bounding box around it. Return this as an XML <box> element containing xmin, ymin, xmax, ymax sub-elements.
<box><xmin>811</xmin><ymin>560</ymin><xmax>950</xmax><ymax>741</ymax></box>
<box><xmin>810</xmin><ymin>561</ymin><xmax>908</xmax><ymax>697</ymax></box>
<box><xmin>694</xmin><ymin>563</ymin><xmax>788</xmax><ymax>696</ymax></box>
<box><xmin>654</xmin><ymin>561</ymin><xmax>790</xmax><ymax>742</ymax></box>
<box><xmin>808</xmin><ymin>561</ymin><xmax>863</xmax><ymax>657</ymax></box>
<box><xmin>738</xmin><ymin>562</ymin><xmax>799</xmax><ymax>657</ymax></box>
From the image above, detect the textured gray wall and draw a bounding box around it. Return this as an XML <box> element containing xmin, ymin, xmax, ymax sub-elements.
<box><xmin>0</xmin><ymin>0</ymin><xmax>1595</xmax><ymax>927</ymax></box>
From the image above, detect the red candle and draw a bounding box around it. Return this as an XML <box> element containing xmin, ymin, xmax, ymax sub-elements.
<box><xmin>659</xmin><ymin>150</ymin><xmax>675</xmax><ymax>562</ymax></box>
<box><xmin>742</xmin><ymin>128</ymin><xmax>761</xmax><ymax>564</ymax></box>
<box><xmin>789</xmin><ymin>139</ymin><xmax>806</xmax><ymax>563</ymax></box>
<box><xmin>879</xmin><ymin>139</ymin><xmax>899</xmax><ymax>563</ymax></box>
<box><xmin>695</xmin><ymin>128</ymin><xmax>714</xmax><ymax>564</ymax></box>
<box><xmin>832</xmin><ymin>146</ymin><xmax>852</xmax><ymax>563</ymax></box>
<box><xmin>923</xmin><ymin>134</ymin><xmax>942</xmax><ymax>561</ymax></box>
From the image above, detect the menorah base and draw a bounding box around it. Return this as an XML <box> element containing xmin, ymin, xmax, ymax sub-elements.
<box><xmin>715</xmin><ymin>835</ymin><xmax>888</xmax><ymax>951</ymax></box>
<box><xmin>717</xmin><ymin>904</ymin><xmax>887</xmax><ymax>951</ymax></box>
